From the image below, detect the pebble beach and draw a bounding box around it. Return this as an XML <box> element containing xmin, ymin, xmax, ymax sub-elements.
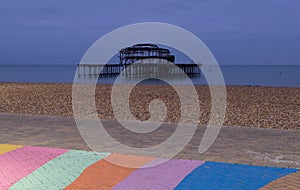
<box><xmin>0</xmin><ymin>82</ymin><xmax>299</xmax><ymax>130</ymax></box>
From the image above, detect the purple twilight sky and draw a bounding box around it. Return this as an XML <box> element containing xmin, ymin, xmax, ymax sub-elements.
<box><xmin>0</xmin><ymin>0</ymin><xmax>299</xmax><ymax>65</ymax></box>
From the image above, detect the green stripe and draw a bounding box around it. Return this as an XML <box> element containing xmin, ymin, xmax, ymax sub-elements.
<box><xmin>10</xmin><ymin>150</ymin><xmax>110</xmax><ymax>190</ymax></box>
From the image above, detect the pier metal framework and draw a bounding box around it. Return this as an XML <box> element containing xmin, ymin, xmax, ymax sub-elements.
<box><xmin>77</xmin><ymin>43</ymin><xmax>201</xmax><ymax>78</ymax></box>
<box><xmin>119</xmin><ymin>44</ymin><xmax>175</xmax><ymax>65</ymax></box>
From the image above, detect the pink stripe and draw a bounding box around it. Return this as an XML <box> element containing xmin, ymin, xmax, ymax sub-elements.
<box><xmin>113</xmin><ymin>158</ymin><xmax>205</xmax><ymax>190</ymax></box>
<box><xmin>0</xmin><ymin>146</ymin><xmax>67</xmax><ymax>189</ymax></box>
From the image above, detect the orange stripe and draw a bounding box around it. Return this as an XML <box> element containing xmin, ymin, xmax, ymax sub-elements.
<box><xmin>65</xmin><ymin>153</ymin><xmax>154</xmax><ymax>190</ymax></box>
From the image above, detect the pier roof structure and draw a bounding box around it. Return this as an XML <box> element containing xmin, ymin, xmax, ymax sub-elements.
<box><xmin>119</xmin><ymin>43</ymin><xmax>175</xmax><ymax>65</ymax></box>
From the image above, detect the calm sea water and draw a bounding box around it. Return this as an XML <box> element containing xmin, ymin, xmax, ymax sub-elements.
<box><xmin>0</xmin><ymin>65</ymin><xmax>299</xmax><ymax>87</ymax></box>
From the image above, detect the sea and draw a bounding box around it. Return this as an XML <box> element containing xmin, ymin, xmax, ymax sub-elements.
<box><xmin>0</xmin><ymin>65</ymin><xmax>299</xmax><ymax>87</ymax></box>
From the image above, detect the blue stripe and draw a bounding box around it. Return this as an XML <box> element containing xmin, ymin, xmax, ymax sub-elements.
<box><xmin>175</xmin><ymin>162</ymin><xmax>298</xmax><ymax>190</ymax></box>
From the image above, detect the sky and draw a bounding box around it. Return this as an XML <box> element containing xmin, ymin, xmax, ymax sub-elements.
<box><xmin>0</xmin><ymin>0</ymin><xmax>299</xmax><ymax>65</ymax></box>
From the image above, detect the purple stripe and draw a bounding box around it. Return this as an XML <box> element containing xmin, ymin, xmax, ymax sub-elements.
<box><xmin>113</xmin><ymin>158</ymin><xmax>205</xmax><ymax>190</ymax></box>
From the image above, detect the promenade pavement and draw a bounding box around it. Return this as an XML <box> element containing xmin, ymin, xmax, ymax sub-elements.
<box><xmin>0</xmin><ymin>113</ymin><xmax>299</xmax><ymax>189</ymax></box>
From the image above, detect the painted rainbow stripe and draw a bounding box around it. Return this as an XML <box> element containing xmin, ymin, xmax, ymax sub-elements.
<box><xmin>0</xmin><ymin>144</ymin><xmax>298</xmax><ymax>190</ymax></box>
<box><xmin>10</xmin><ymin>150</ymin><xmax>110</xmax><ymax>190</ymax></box>
<box><xmin>0</xmin><ymin>146</ymin><xmax>67</xmax><ymax>189</ymax></box>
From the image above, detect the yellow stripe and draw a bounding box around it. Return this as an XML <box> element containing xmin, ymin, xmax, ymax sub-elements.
<box><xmin>0</xmin><ymin>144</ymin><xmax>22</xmax><ymax>155</ymax></box>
